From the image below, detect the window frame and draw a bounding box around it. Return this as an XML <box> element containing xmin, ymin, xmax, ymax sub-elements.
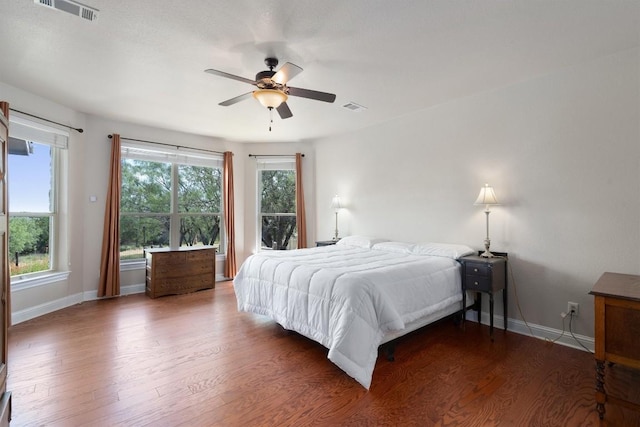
<box><xmin>119</xmin><ymin>142</ymin><xmax>225</xmax><ymax>265</ymax></box>
<box><xmin>8</xmin><ymin>114</ymin><xmax>68</xmax><ymax>286</ymax></box>
<box><xmin>255</xmin><ymin>157</ymin><xmax>297</xmax><ymax>251</ymax></box>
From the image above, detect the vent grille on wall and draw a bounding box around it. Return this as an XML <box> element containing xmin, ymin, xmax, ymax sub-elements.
<box><xmin>342</xmin><ymin>102</ymin><xmax>367</xmax><ymax>112</ymax></box>
<box><xmin>34</xmin><ymin>0</ymin><xmax>99</xmax><ymax>22</ymax></box>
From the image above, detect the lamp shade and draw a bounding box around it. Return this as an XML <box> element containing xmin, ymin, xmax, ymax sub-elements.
<box><xmin>474</xmin><ymin>184</ymin><xmax>499</xmax><ymax>206</ymax></box>
<box><xmin>330</xmin><ymin>195</ymin><xmax>342</xmax><ymax>210</ymax></box>
<box><xmin>252</xmin><ymin>89</ymin><xmax>288</xmax><ymax>108</ymax></box>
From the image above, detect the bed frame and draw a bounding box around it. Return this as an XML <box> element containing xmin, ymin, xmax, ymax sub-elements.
<box><xmin>379</xmin><ymin>295</ymin><xmax>471</xmax><ymax>361</ymax></box>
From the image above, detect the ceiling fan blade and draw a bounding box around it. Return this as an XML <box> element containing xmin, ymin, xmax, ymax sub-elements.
<box><xmin>205</xmin><ymin>69</ymin><xmax>256</xmax><ymax>85</ymax></box>
<box><xmin>276</xmin><ymin>102</ymin><xmax>293</xmax><ymax>119</ymax></box>
<box><xmin>219</xmin><ymin>92</ymin><xmax>253</xmax><ymax>106</ymax></box>
<box><xmin>272</xmin><ymin>62</ymin><xmax>303</xmax><ymax>85</ymax></box>
<box><xmin>288</xmin><ymin>86</ymin><xmax>336</xmax><ymax>103</ymax></box>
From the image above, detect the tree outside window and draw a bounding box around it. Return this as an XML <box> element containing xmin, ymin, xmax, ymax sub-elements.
<box><xmin>120</xmin><ymin>144</ymin><xmax>223</xmax><ymax>261</ymax></box>
<box><xmin>8</xmin><ymin>138</ymin><xmax>60</xmax><ymax>277</ymax></box>
<box><xmin>120</xmin><ymin>158</ymin><xmax>171</xmax><ymax>260</ymax></box>
<box><xmin>257</xmin><ymin>158</ymin><xmax>297</xmax><ymax>250</ymax></box>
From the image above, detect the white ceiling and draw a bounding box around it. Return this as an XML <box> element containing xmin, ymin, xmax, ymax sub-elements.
<box><xmin>0</xmin><ymin>1</ymin><xmax>638</xmax><ymax>143</ymax></box>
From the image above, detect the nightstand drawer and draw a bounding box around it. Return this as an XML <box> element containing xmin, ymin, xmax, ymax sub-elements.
<box><xmin>465</xmin><ymin>275</ymin><xmax>492</xmax><ymax>292</ymax></box>
<box><xmin>465</xmin><ymin>263</ymin><xmax>491</xmax><ymax>276</ymax></box>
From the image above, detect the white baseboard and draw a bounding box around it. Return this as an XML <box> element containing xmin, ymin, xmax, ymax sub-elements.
<box><xmin>12</xmin><ymin>293</ymin><xmax>84</xmax><ymax>325</ymax></box>
<box><xmin>81</xmin><ymin>283</ymin><xmax>145</xmax><ymax>301</ymax></box>
<box><xmin>465</xmin><ymin>310</ymin><xmax>594</xmax><ymax>353</ymax></box>
<box><xmin>12</xmin><ymin>283</ymin><xmax>146</xmax><ymax>325</ymax></box>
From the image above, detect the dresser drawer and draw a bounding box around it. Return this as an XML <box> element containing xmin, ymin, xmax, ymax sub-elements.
<box><xmin>154</xmin><ymin>274</ymin><xmax>214</xmax><ymax>294</ymax></box>
<box><xmin>153</xmin><ymin>259</ymin><xmax>213</xmax><ymax>277</ymax></box>
<box><xmin>466</xmin><ymin>275</ymin><xmax>492</xmax><ymax>292</ymax></box>
<box><xmin>186</xmin><ymin>250</ymin><xmax>214</xmax><ymax>262</ymax></box>
<box><xmin>465</xmin><ymin>263</ymin><xmax>491</xmax><ymax>277</ymax></box>
<box><xmin>145</xmin><ymin>247</ymin><xmax>216</xmax><ymax>298</ymax></box>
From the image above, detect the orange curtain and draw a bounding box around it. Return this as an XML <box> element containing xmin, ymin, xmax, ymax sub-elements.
<box><xmin>98</xmin><ymin>134</ymin><xmax>121</xmax><ymax>297</ymax></box>
<box><xmin>223</xmin><ymin>151</ymin><xmax>237</xmax><ymax>278</ymax></box>
<box><xmin>295</xmin><ymin>153</ymin><xmax>307</xmax><ymax>249</ymax></box>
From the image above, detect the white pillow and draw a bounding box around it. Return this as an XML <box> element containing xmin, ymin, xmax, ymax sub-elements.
<box><xmin>336</xmin><ymin>235</ymin><xmax>389</xmax><ymax>249</ymax></box>
<box><xmin>371</xmin><ymin>241</ymin><xmax>415</xmax><ymax>254</ymax></box>
<box><xmin>412</xmin><ymin>242</ymin><xmax>475</xmax><ymax>259</ymax></box>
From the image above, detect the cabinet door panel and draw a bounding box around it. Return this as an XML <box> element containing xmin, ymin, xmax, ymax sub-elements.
<box><xmin>0</xmin><ymin>102</ymin><xmax>11</xmax><ymax>406</ymax></box>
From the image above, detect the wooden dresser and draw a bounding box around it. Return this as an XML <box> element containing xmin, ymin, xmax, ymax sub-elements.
<box><xmin>590</xmin><ymin>272</ymin><xmax>640</xmax><ymax>419</ymax></box>
<box><xmin>145</xmin><ymin>246</ymin><xmax>216</xmax><ymax>298</ymax></box>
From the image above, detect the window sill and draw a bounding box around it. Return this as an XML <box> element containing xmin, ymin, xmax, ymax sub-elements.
<box><xmin>120</xmin><ymin>253</ymin><xmax>227</xmax><ymax>271</ymax></box>
<box><xmin>121</xmin><ymin>260</ymin><xmax>146</xmax><ymax>271</ymax></box>
<box><xmin>11</xmin><ymin>271</ymin><xmax>71</xmax><ymax>291</ymax></box>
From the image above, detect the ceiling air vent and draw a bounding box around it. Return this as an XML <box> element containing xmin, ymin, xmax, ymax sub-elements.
<box><xmin>34</xmin><ymin>0</ymin><xmax>99</xmax><ymax>22</ymax></box>
<box><xmin>342</xmin><ymin>102</ymin><xmax>367</xmax><ymax>112</ymax></box>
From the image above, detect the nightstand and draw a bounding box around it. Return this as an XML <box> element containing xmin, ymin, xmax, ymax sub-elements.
<box><xmin>316</xmin><ymin>240</ymin><xmax>339</xmax><ymax>247</ymax></box>
<box><xmin>460</xmin><ymin>254</ymin><xmax>507</xmax><ymax>339</ymax></box>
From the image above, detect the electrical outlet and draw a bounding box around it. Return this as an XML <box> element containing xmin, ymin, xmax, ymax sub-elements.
<box><xmin>567</xmin><ymin>302</ymin><xmax>579</xmax><ymax>317</ymax></box>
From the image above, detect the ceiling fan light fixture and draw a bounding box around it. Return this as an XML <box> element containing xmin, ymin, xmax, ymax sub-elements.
<box><xmin>253</xmin><ymin>89</ymin><xmax>288</xmax><ymax>109</ymax></box>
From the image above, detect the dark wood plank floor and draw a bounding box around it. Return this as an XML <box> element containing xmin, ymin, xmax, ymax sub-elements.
<box><xmin>7</xmin><ymin>281</ymin><xmax>640</xmax><ymax>426</ymax></box>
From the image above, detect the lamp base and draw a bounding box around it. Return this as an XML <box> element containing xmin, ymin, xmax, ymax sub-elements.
<box><xmin>480</xmin><ymin>250</ymin><xmax>495</xmax><ymax>258</ymax></box>
<box><xmin>480</xmin><ymin>238</ymin><xmax>494</xmax><ymax>258</ymax></box>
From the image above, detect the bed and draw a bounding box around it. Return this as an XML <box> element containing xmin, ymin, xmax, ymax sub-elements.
<box><xmin>232</xmin><ymin>236</ymin><xmax>475</xmax><ymax>389</ymax></box>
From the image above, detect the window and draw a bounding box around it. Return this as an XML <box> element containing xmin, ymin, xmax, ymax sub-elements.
<box><xmin>257</xmin><ymin>157</ymin><xmax>297</xmax><ymax>250</ymax></box>
<box><xmin>8</xmin><ymin>116</ymin><xmax>68</xmax><ymax>279</ymax></box>
<box><xmin>120</xmin><ymin>142</ymin><xmax>224</xmax><ymax>261</ymax></box>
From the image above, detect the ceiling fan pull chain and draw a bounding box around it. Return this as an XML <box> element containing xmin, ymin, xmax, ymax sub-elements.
<box><xmin>269</xmin><ymin>107</ymin><xmax>273</xmax><ymax>131</ymax></box>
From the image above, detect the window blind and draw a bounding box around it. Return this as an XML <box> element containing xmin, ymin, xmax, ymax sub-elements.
<box><xmin>9</xmin><ymin>114</ymin><xmax>69</xmax><ymax>149</ymax></box>
<box><xmin>121</xmin><ymin>140</ymin><xmax>223</xmax><ymax>168</ymax></box>
<box><xmin>255</xmin><ymin>156</ymin><xmax>295</xmax><ymax>171</ymax></box>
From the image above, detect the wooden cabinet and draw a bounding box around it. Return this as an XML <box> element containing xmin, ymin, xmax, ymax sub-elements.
<box><xmin>0</xmin><ymin>102</ymin><xmax>12</xmax><ymax>424</ymax></box>
<box><xmin>145</xmin><ymin>246</ymin><xmax>216</xmax><ymax>298</ymax></box>
<box><xmin>590</xmin><ymin>272</ymin><xmax>640</xmax><ymax>419</ymax></box>
<box><xmin>460</xmin><ymin>254</ymin><xmax>507</xmax><ymax>339</ymax></box>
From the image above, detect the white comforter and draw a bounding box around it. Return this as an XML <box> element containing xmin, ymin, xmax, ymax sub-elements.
<box><xmin>233</xmin><ymin>244</ymin><xmax>463</xmax><ymax>389</ymax></box>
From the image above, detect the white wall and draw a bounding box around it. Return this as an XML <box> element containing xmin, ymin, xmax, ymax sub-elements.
<box><xmin>312</xmin><ymin>48</ymin><xmax>640</xmax><ymax>338</ymax></box>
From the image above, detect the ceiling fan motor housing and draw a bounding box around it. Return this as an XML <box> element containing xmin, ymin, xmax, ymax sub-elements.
<box><xmin>255</xmin><ymin>70</ymin><xmax>281</xmax><ymax>89</ymax></box>
<box><xmin>264</xmin><ymin>57</ymin><xmax>279</xmax><ymax>69</ymax></box>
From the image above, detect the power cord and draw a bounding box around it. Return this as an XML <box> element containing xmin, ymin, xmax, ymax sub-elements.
<box><xmin>503</xmin><ymin>255</ymin><xmax>570</xmax><ymax>344</ymax></box>
<box><xmin>547</xmin><ymin>311</ymin><xmax>568</xmax><ymax>344</ymax></box>
<box><xmin>568</xmin><ymin>312</ymin><xmax>594</xmax><ymax>354</ymax></box>
<box><xmin>503</xmin><ymin>256</ymin><xmax>537</xmax><ymax>338</ymax></box>
<box><xmin>483</xmin><ymin>255</ymin><xmax>587</xmax><ymax>348</ymax></box>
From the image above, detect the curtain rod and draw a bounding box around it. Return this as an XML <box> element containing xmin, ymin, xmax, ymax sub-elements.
<box><xmin>248</xmin><ymin>154</ymin><xmax>304</xmax><ymax>157</ymax></box>
<box><xmin>108</xmin><ymin>135</ymin><xmax>225</xmax><ymax>155</ymax></box>
<box><xmin>10</xmin><ymin>108</ymin><xmax>84</xmax><ymax>133</ymax></box>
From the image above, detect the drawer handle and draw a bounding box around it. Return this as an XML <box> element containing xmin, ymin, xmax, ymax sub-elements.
<box><xmin>473</xmin><ymin>268</ymin><xmax>479</xmax><ymax>272</ymax></box>
<box><xmin>474</xmin><ymin>281</ymin><xmax>479</xmax><ymax>286</ymax></box>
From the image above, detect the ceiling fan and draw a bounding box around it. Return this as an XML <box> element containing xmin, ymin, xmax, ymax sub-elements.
<box><xmin>204</xmin><ymin>58</ymin><xmax>336</xmax><ymax>121</ymax></box>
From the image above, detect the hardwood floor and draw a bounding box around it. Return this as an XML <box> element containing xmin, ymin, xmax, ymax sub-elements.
<box><xmin>7</xmin><ymin>281</ymin><xmax>640</xmax><ymax>426</ymax></box>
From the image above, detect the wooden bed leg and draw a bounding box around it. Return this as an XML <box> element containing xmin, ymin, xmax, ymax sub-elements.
<box><xmin>382</xmin><ymin>343</ymin><xmax>395</xmax><ymax>362</ymax></box>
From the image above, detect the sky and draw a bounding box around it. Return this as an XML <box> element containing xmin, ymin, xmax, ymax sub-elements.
<box><xmin>8</xmin><ymin>141</ymin><xmax>52</xmax><ymax>213</ymax></box>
